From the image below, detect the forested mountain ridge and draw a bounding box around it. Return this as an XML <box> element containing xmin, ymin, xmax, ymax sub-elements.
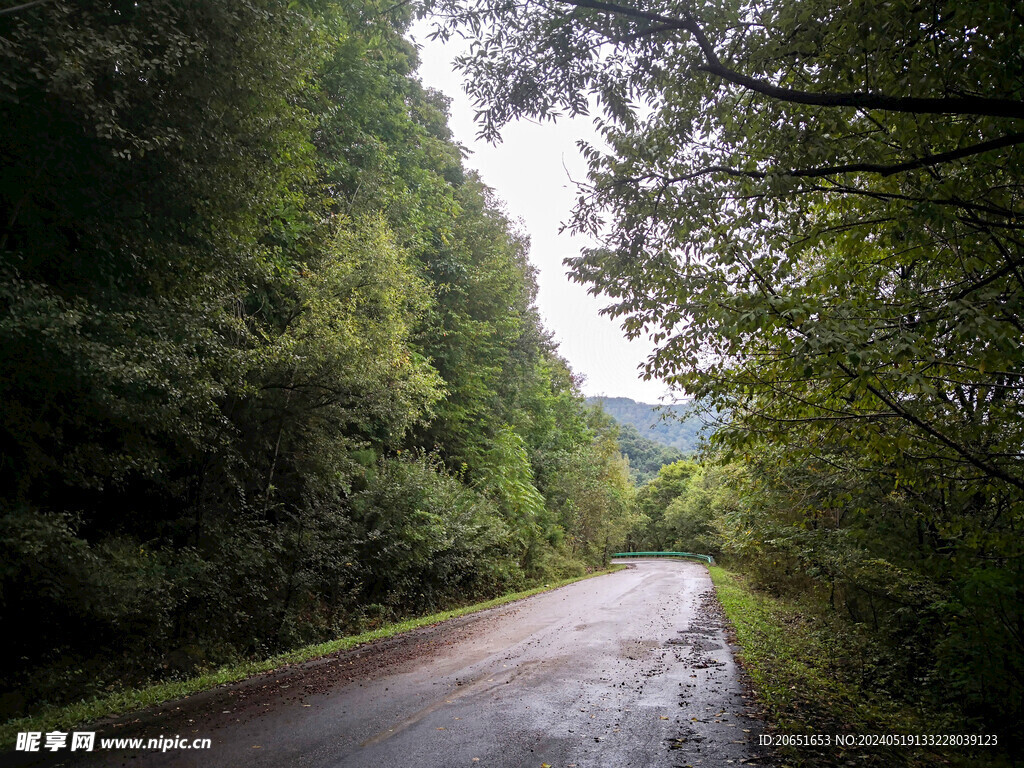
<box><xmin>586</xmin><ymin>396</ymin><xmax>703</xmax><ymax>453</ymax></box>
<box><xmin>0</xmin><ymin>0</ymin><xmax>635</xmax><ymax>718</ymax></box>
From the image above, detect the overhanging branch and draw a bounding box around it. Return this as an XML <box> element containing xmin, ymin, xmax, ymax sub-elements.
<box><xmin>557</xmin><ymin>0</ymin><xmax>1024</xmax><ymax>119</ymax></box>
<box><xmin>0</xmin><ymin>0</ymin><xmax>54</xmax><ymax>16</ymax></box>
<box><xmin>646</xmin><ymin>131</ymin><xmax>1024</xmax><ymax>181</ymax></box>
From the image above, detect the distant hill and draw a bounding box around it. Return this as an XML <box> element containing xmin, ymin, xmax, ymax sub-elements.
<box><xmin>586</xmin><ymin>396</ymin><xmax>705</xmax><ymax>453</ymax></box>
<box><xmin>613</xmin><ymin>421</ymin><xmax>685</xmax><ymax>484</ymax></box>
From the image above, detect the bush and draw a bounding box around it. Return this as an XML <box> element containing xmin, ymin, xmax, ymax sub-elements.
<box><xmin>348</xmin><ymin>455</ymin><xmax>524</xmax><ymax>611</ymax></box>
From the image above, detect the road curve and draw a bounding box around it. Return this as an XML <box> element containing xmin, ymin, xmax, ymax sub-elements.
<box><xmin>24</xmin><ymin>560</ymin><xmax>768</xmax><ymax>768</ymax></box>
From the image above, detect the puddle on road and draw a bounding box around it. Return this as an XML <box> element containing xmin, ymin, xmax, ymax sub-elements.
<box><xmin>618</xmin><ymin>638</ymin><xmax>660</xmax><ymax>660</ymax></box>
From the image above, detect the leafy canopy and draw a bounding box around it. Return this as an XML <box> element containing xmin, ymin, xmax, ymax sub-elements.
<box><xmin>427</xmin><ymin>0</ymin><xmax>1024</xmax><ymax>732</ymax></box>
<box><xmin>427</xmin><ymin>0</ymin><xmax>1024</xmax><ymax>493</ymax></box>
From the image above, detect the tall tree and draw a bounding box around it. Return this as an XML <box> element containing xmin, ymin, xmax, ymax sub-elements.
<box><xmin>428</xmin><ymin>0</ymin><xmax>1024</xmax><ymax>730</ymax></box>
<box><xmin>428</xmin><ymin>0</ymin><xmax>1023</xmax><ymax>489</ymax></box>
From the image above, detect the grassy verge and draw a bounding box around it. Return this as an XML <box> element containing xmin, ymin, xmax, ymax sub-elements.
<box><xmin>708</xmin><ymin>566</ymin><xmax>1004</xmax><ymax>768</ymax></box>
<box><xmin>1</xmin><ymin>565</ymin><xmax>623</xmax><ymax>746</ymax></box>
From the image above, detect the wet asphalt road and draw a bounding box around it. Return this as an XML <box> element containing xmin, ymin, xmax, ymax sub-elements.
<box><xmin>15</xmin><ymin>559</ymin><xmax>768</xmax><ymax>768</ymax></box>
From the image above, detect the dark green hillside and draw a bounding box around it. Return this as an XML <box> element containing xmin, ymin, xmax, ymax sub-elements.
<box><xmin>606</xmin><ymin>420</ymin><xmax>684</xmax><ymax>485</ymax></box>
<box><xmin>586</xmin><ymin>396</ymin><xmax>704</xmax><ymax>453</ymax></box>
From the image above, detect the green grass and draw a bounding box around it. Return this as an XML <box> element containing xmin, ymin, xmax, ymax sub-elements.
<box><xmin>708</xmin><ymin>566</ymin><xmax>1004</xmax><ymax>768</ymax></box>
<box><xmin>0</xmin><ymin>565</ymin><xmax>623</xmax><ymax>747</ymax></box>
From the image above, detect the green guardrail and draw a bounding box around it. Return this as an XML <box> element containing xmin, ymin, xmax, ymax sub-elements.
<box><xmin>611</xmin><ymin>551</ymin><xmax>716</xmax><ymax>565</ymax></box>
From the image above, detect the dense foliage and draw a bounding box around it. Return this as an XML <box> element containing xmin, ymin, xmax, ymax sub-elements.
<box><xmin>431</xmin><ymin>0</ymin><xmax>1023</xmax><ymax>744</ymax></box>
<box><xmin>612</xmin><ymin>421</ymin><xmax>684</xmax><ymax>484</ymax></box>
<box><xmin>0</xmin><ymin>0</ymin><xmax>634</xmax><ymax>717</ymax></box>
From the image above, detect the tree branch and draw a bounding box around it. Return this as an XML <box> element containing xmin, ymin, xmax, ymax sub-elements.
<box><xmin>556</xmin><ymin>0</ymin><xmax>1024</xmax><ymax>119</ymax></box>
<box><xmin>609</xmin><ymin>174</ymin><xmax>1020</xmax><ymax>221</ymax></box>
<box><xmin>839</xmin><ymin>363</ymin><xmax>1024</xmax><ymax>492</ymax></box>
<box><xmin>621</xmin><ymin>131</ymin><xmax>1024</xmax><ymax>185</ymax></box>
<box><xmin>730</xmin><ymin>248</ymin><xmax>1024</xmax><ymax>491</ymax></box>
<box><xmin>0</xmin><ymin>0</ymin><xmax>54</xmax><ymax>16</ymax></box>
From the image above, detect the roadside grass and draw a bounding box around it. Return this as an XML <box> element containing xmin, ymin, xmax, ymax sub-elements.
<box><xmin>1</xmin><ymin>565</ymin><xmax>623</xmax><ymax>747</ymax></box>
<box><xmin>708</xmin><ymin>566</ymin><xmax>1007</xmax><ymax>768</ymax></box>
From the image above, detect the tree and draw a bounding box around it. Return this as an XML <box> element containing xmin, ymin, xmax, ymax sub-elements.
<box><xmin>0</xmin><ymin>0</ymin><xmax>641</xmax><ymax>718</ymax></box>
<box><xmin>631</xmin><ymin>459</ymin><xmax>698</xmax><ymax>550</ymax></box>
<box><xmin>428</xmin><ymin>0</ymin><xmax>1023</xmax><ymax>489</ymax></box>
<box><xmin>428</xmin><ymin>0</ymin><xmax>1024</xmax><ymax>731</ymax></box>
<box><xmin>663</xmin><ymin>462</ymin><xmax>738</xmax><ymax>556</ymax></box>
<box><xmin>548</xmin><ymin>408</ymin><xmax>636</xmax><ymax>564</ymax></box>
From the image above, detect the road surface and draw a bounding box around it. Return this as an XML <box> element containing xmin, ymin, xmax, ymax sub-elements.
<box><xmin>16</xmin><ymin>559</ymin><xmax>768</xmax><ymax>768</ymax></box>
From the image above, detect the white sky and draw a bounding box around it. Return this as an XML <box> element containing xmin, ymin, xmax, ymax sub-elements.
<box><xmin>410</xmin><ymin>24</ymin><xmax>672</xmax><ymax>404</ymax></box>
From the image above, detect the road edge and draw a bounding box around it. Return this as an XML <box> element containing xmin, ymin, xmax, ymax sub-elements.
<box><xmin>1</xmin><ymin>565</ymin><xmax>625</xmax><ymax>747</ymax></box>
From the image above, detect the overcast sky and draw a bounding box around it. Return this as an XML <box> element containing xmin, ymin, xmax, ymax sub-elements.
<box><xmin>410</xmin><ymin>24</ymin><xmax>673</xmax><ymax>404</ymax></box>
